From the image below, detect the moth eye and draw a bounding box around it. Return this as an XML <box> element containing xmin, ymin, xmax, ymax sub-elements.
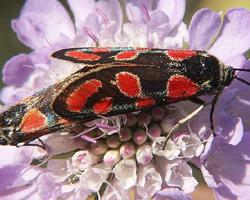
<box><xmin>0</xmin><ymin>136</ymin><xmax>8</xmax><ymax>145</ymax></box>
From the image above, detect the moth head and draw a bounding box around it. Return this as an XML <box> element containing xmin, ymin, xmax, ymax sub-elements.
<box><xmin>0</xmin><ymin>114</ymin><xmax>23</xmax><ymax>146</ymax></box>
<box><xmin>0</xmin><ymin>125</ymin><xmax>12</xmax><ymax>145</ymax></box>
<box><xmin>0</xmin><ymin>135</ymin><xmax>9</xmax><ymax>145</ymax></box>
<box><xmin>0</xmin><ymin>129</ymin><xmax>24</xmax><ymax>146</ymax></box>
<box><xmin>229</xmin><ymin>67</ymin><xmax>250</xmax><ymax>87</ymax></box>
<box><xmin>0</xmin><ymin>114</ymin><xmax>8</xmax><ymax>145</ymax></box>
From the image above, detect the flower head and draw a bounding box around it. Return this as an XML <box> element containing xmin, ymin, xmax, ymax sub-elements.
<box><xmin>1</xmin><ymin>1</ymin><xmax>250</xmax><ymax>200</ymax></box>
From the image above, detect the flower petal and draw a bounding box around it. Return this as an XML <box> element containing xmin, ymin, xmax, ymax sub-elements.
<box><xmin>67</xmin><ymin>0</ymin><xmax>95</xmax><ymax>29</ymax></box>
<box><xmin>157</xmin><ymin>157</ymin><xmax>198</xmax><ymax>193</ymax></box>
<box><xmin>102</xmin><ymin>177</ymin><xmax>130</xmax><ymax>200</ymax></box>
<box><xmin>96</xmin><ymin>0</ymin><xmax>122</xmax><ymax>26</ymax></box>
<box><xmin>126</xmin><ymin>2</ymin><xmax>145</xmax><ymax>24</ymax></box>
<box><xmin>37</xmin><ymin>173</ymin><xmax>61</xmax><ymax>199</ymax></box>
<box><xmin>0</xmin><ymin>181</ymin><xmax>40</xmax><ymax>200</ymax></box>
<box><xmin>189</xmin><ymin>8</ymin><xmax>221</xmax><ymax>50</ymax></box>
<box><xmin>137</xmin><ymin>164</ymin><xmax>162</xmax><ymax>198</ymax></box>
<box><xmin>0</xmin><ymin>146</ymin><xmax>33</xmax><ymax>166</ymax></box>
<box><xmin>44</xmin><ymin>134</ymin><xmax>86</xmax><ymax>156</ymax></box>
<box><xmin>69</xmin><ymin>0</ymin><xmax>122</xmax><ymax>33</ymax></box>
<box><xmin>12</xmin><ymin>0</ymin><xmax>75</xmax><ymax>49</ymax></box>
<box><xmin>79</xmin><ymin>163</ymin><xmax>110</xmax><ymax>192</ymax></box>
<box><xmin>224</xmin><ymin>54</ymin><xmax>246</xmax><ymax>68</ymax></box>
<box><xmin>155</xmin><ymin>188</ymin><xmax>192</xmax><ymax>200</ymax></box>
<box><xmin>202</xmin><ymin>134</ymin><xmax>250</xmax><ymax>199</ymax></box>
<box><xmin>47</xmin><ymin>159</ymin><xmax>68</xmax><ymax>178</ymax></box>
<box><xmin>223</xmin><ymin>61</ymin><xmax>250</xmax><ymax>131</ymax></box>
<box><xmin>2</xmin><ymin>54</ymin><xmax>33</xmax><ymax>86</ymax></box>
<box><xmin>113</xmin><ymin>159</ymin><xmax>137</xmax><ymax>190</ymax></box>
<box><xmin>157</xmin><ymin>0</ymin><xmax>186</xmax><ymax>29</ymax></box>
<box><xmin>216</xmin><ymin>113</ymin><xmax>244</xmax><ymax>145</ymax></box>
<box><xmin>209</xmin><ymin>8</ymin><xmax>250</xmax><ymax>62</ymax></box>
<box><xmin>0</xmin><ymin>146</ymin><xmax>34</xmax><ymax>192</ymax></box>
<box><xmin>0</xmin><ymin>86</ymin><xmax>28</xmax><ymax>105</ymax></box>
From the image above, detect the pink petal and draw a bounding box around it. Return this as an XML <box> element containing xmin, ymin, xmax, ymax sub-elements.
<box><xmin>189</xmin><ymin>8</ymin><xmax>221</xmax><ymax>50</ymax></box>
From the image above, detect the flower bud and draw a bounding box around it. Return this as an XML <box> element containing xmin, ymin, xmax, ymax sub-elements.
<box><xmin>106</xmin><ymin>134</ymin><xmax>121</xmax><ymax>148</ymax></box>
<box><xmin>103</xmin><ymin>149</ymin><xmax>121</xmax><ymax>167</ymax></box>
<box><xmin>133</xmin><ymin>128</ymin><xmax>147</xmax><ymax>145</ymax></box>
<box><xmin>119</xmin><ymin>127</ymin><xmax>132</xmax><ymax>141</ymax></box>
<box><xmin>120</xmin><ymin>142</ymin><xmax>136</xmax><ymax>159</ymax></box>
<box><xmin>90</xmin><ymin>141</ymin><xmax>108</xmax><ymax>155</ymax></box>
<box><xmin>148</xmin><ymin>124</ymin><xmax>161</xmax><ymax>139</ymax></box>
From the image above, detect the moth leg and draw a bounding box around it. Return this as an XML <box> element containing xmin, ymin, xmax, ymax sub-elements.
<box><xmin>209</xmin><ymin>92</ymin><xmax>221</xmax><ymax>137</ymax></box>
<box><xmin>17</xmin><ymin>137</ymin><xmax>46</xmax><ymax>150</ymax></box>
<box><xmin>189</xmin><ymin>97</ymin><xmax>206</xmax><ymax>105</ymax></box>
<box><xmin>191</xmin><ymin>97</ymin><xmax>219</xmax><ymax>137</ymax></box>
<box><xmin>165</xmin><ymin>97</ymin><xmax>207</xmax><ymax>142</ymax></box>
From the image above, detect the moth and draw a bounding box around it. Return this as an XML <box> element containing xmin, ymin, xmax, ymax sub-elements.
<box><xmin>0</xmin><ymin>47</ymin><xmax>248</xmax><ymax>146</ymax></box>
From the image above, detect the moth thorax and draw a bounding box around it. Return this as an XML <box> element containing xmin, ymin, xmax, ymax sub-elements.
<box><xmin>223</xmin><ymin>66</ymin><xmax>235</xmax><ymax>86</ymax></box>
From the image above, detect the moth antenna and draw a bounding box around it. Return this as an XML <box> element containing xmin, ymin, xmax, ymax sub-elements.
<box><xmin>233</xmin><ymin>68</ymin><xmax>250</xmax><ymax>72</ymax></box>
<box><xmin>235</xmin><ymin>76</ymin><xmax>250</xmax><ymax>86</ymax></box>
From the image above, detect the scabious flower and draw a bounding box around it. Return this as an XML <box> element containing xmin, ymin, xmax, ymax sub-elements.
<box><xmin>0</xmin><ymin>0</ymin><xmax>250</xmax><ymax>200</ymax></box>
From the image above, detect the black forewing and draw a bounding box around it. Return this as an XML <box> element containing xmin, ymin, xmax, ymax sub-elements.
<box><xmin>52</xmin><ymin>47</ymin><xmax>172</xmax><ymax>66</ymax></box>
<box><xmin>51</xmin><ymin>48</ymin><xmax>212</xmax><ymax>120</ymax></box>
<box><xmin>52</xmin><ymin>62</ymin><xmax>170</xmax><ymax>120</ymax></box>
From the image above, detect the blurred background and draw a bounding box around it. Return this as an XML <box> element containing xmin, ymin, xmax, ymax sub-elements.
<box><xmin>0</xmin><ymin>1</ymin><xmax>249</xmax><ymax>200</ymax></box>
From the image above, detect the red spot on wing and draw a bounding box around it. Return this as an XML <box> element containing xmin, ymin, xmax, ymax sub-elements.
<box><xmin>167</xmin><ymin>50</ymin><xmax>197</xmax><ymax>61</ymax></box>
<box><xmin>93</xmin><ymin>97</ymin><xmax>113</xmax><ymax>114</ymax></box>
<box><xmin>115</xmin><ymin>51</ymin><xmax>138</xmax><ymax>60</ymax></box>
<box><xmin>167</xmin><ymin>75</ymin><xmax>198</xmax><ymax>100</ymax></box>
<box><xmin>115</xmin><ymin>72</ymin><xmax>141</xmax><ymax>97</ymax></box>
<box><xmin>135</xmin><ymin>97</ymin><xmax>156</xmax><ymax>109</ymax></box>
<box><xmin>67</xmin><ymin>79</ymin><xmax>102</xmax><ymax>112</ymax></box>
<box><xmin>66</xmin><ymin>51</ymin><xmax>101</xmax><ymax>61</ymax></box>
<box><xmin>20</xmin><ymin>109</ymin><xmax>47</xmax><ymax>133</ymax></box>
<box><xmin>136</xmin><ymin>47</ymin><xmax>150</xmax><ymax>52</ymax></box>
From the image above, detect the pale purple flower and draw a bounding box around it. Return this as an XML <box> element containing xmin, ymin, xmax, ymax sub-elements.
<box><xmin>0</xmin><ymin>0</ymin><xmax>250</xmax><ymax>200</ymax></box>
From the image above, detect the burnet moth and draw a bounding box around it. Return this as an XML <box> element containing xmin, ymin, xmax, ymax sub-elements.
<box><xmin>0</xmin><ymin>47</ymin><xmax>249</xmax><ymax>146</ymax></box>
